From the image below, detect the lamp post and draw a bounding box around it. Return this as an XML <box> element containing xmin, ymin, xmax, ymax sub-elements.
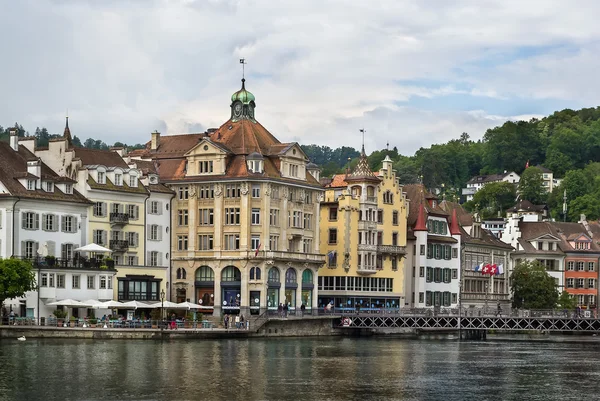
<box><xmin>458</xmin><ymin>280</ymin><xmax>462</xmax><ymax>340</ymax></box>
<box><xmin>484</xmin><ymin>283</ymin><xmax>489</xmax><ymax>315</ymax></box>
<box><xmin>160</xmin><ymin>289</ymin><xmax>165</xmax><ymax>326</ymax></box>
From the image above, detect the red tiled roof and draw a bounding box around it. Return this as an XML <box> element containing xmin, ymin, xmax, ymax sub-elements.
<box><xmin>74</xmin><ymin>147</ymin><xmax>129</xmax><ymax>168</ymax></box>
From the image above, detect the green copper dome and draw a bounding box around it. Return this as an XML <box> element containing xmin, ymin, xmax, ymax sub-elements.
<box><xmin>231</xmin><ymin>79</ymin><xmax>255</xmax><ymax>104</ymax></box>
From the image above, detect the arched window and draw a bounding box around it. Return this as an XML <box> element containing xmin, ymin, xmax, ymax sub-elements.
<box><xmin>195</xmin><ymin>265</ymin><xmax>214</xmax><ymax>281</ymax></box>
<box><xmin>268</xmin><ymin>267</ymin><xmax>280</xmax><ymax>283</ymax></box>
<box><xmin>302</xmin><ymin>269</ymin><xmax>313</xmax><ymax>284</ymax></box>
<box><xmin>176</xmin><ymin>268</ymin><xmax>187</xmax><ymax>280</ymax></box>
<box><xmin>383</xmin><ymin>190</ymin><xmax>393</xmax><ymax>204</ymax></box>
<box><xmin>221</xmin><ymin>266</ymin><xmax>241</xmax><ymax>282</ymax></box>
<box><xmin>250</xmin><ymin>266</ymin><xmax>262</xmax><ymax>280</ymax></box>
<box><xmin>285</xmin><ymin>268</ymin><xmax>297</xmax><ymax>284</ymax></box>
<box><xmin>177</xmin><ymin>268</ymin><xmax>181</xmax><ymax>279</ymax></box>
<box><xmin>367</xmin><ymin>186</ymin><xmax>375</xmax><ymax>197</ymax></box>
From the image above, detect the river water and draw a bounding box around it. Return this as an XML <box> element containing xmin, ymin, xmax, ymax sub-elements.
<box><xmin>0</xmin><ymin>337</ymin><xmax>598</xmax><ymax>400</ymax></box>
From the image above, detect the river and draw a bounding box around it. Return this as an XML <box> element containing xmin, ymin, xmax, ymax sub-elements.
<box><xmin>0</xmin><ymin>337</ymin><xmax>598</xmax><ymax>400</ymax></box>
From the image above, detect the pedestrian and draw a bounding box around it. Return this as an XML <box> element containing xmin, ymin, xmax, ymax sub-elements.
<box><xmin>285</xmin><ymin>303</ymin><xmax>289</xmax><ymax>318</ymax></box>
<box><xmin>278</xmin><ymin>303</ymin><xmax>283</xmax><ymax>318</ymax></box>
<box><xmin>240</xmin><ymin>314</ymin><xmax>245</xmax><ymax>329</ymax></box>
<box><xmin>356</xmin><ymin>303</ymin><xmax>361</xmax><ymax>315</ymax></box>
<box><xmin>224</xmin><ymin>314</ymin><xmax>228</xmax><ymax>329</ymax></box>
<box><xmin>235</xmin><ymin>315</ymin><xmax>240</xmax><ymax>329</ymax></box>
<box><xmin>495</xmin><ymin>302</ymin><xmax>502</xmax><ymax>317</ymax></box>
<box><xmin>300</xmin><ymin>303</ymin><xmax>306</xmax><ymax>317</ymax></box>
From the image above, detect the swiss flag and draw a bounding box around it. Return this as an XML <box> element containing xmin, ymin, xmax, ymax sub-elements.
<box><xmin>490</xmin><ymin>264</ymin><xmax>497</xmax><ymax>275</ymax></box>
<box><xmin>482</xmin><ymin>264</ymin><xmax>490</xmax><ymax>274</ymax></box>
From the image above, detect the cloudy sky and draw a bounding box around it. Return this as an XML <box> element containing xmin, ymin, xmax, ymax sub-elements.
<box><xmin>2</xmin><ymin>0</ymin><xmax>598</xmax><ymax>155</ymax></box>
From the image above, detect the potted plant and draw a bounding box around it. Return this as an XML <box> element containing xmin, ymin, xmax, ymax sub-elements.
<box><xmin>89</xmin><ymin>318</ymin><xmax>98</xmax><ymax>327</ymax></box>
<box><xmin>54</xmin><ymin>309</ymin><xmax>67</xmax><ymax>327</ymax></box>
<box><xmin>69</xmin><ymin>315</ymin><xmax>77</xmax><ymax>327</ymax></box>
<box><xmin>99</xmin><ymin>264</ymin><xmax>108</xmax><ymax>270</ymax></box>
<box><xmin>104</xmin><ymin>258</ymin><xmax>115</xmax><ymax>268</ymax></box>
<box><xmin>45</xmin><ymin>255</ymin><xmax>56</xmax><ymax>266</ymax></box>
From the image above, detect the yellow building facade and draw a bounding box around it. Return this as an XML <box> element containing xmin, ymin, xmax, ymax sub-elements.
<box><xmin>319</xmin><ymin>153</ymin><xmax>408</xmax><ymax>311</ymax></box>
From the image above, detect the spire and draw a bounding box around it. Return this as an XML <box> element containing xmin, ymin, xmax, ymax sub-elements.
<box><xmin>414</xmin><ymin>204</ymin><xmax>427</xmax><ymax>231</ymax></box>
<box><xmin>346</xmin><ymin>131</ymin><xmax>379</xmax><ymax>183</ymax></box>
<box><xmin>450</xmin><ymin>209</ymin><xmax>461</xmax><ymax>235</ymax></box>
<box><xmin>63</xmin><ymin>115</ymin><xmax>73</xmax><ymax>148</ymax></box>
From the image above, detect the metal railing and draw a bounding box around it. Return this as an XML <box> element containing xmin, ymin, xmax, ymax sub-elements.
<box><xmin>109</xmin><ymin>240</ymin><xmax>129</xmax><ymax>252</ymax></box>
<box><xmin>13</xmin><ymin>256</ymin><xmax>116</xmax><ymax>271</ymax></box>
<box><xmin>110</xmin><ymin>213</ymin><xmax>130</xmax><ymax>225</ymax></box>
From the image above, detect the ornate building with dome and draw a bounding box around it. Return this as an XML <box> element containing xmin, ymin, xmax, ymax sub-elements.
<box><xmin>131</xmin><ymin>79</ymin><xmax>325</xmax><ymax>317</ymax></box>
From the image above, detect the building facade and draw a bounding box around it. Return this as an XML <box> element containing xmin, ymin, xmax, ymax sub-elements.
<box><xmin>404</xmin><ymin>184</ymin><xmax>462</xmax><ymax>308</ymax></box>
<box><xmin>461</xmin><ymin>171</ymin><xmax>520</xmax><ymax>202</ymax></box>
<box><xmin>0</xmin><ymin>130</ymin><xmax>116</xmax><ymax>319</ymax></box>
<box><xmin>318</xmin><ymin>155</ymin><xmax>408</xmax><ymax>311</ymax></box>
<box><xmin>131</xmin><ymin>79</ymin><xmax>325</xmax><ymax>316</ymax></box>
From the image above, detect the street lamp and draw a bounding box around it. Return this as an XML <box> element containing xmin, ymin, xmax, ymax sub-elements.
<box><xmin>458</xmin><ymin>281</ymin><xmax>462</xmax><ymax>339</ymax></box>
<box><xmin>484</xmin><ymin>283</ymin><xmax>489</xmax><ymax>314</ymax></box>
<box><xmin>160</xmin><ymin>289</ymin><xmax>165</xmax><ymax>323</ymax></box>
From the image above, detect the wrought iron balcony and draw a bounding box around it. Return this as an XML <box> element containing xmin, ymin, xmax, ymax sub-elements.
<box><xmin>110</xmin><ymin>240</ymin><xmax>129</xmax><ymax>252</ymax></box>
<box><xmin>110</xmin><ymin>212</ymin><xmax>129</xmax><ymax>225</ymax></box>
<box><xmin>377</xmin><ymin>245</ymin><xmax>407</xmax><ymax>255</ymax></box>
<box><xmin>16</xmin><ymin>256</ymin><xmax>116</xmax><ymax>271</ymax></box>
<box><xmin>262</xmin><ymin>250</ymin><xmax>326</xmax><ymax>264</ymax></box>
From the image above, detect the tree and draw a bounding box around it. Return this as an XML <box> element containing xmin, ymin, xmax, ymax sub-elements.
<box><xmin>557</xmin><ymin>291</ymin><xmax>577</xmax><ymax>311</ymax></box>
<box><xmin>518</xmin><ymin>166</ymin><xmax>547</xmax><ymax>204</ymax></box>
<box><xmin>472</xmin><ymin>181</ymin><xmax>517</xmax><ymax>218</ymax></box>
<box><xmin>0</xmin><ymin>258</ymin><xmax>36</xmax><ymax>309</ymax></box>
<box><xmin>510</xmin><ymin>260</ymin><xmax>558</xmax><ymax>309</ymax></box>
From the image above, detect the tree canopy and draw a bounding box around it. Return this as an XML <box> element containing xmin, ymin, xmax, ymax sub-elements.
<box><xmin>0</xmin><ymin>258</ymin><xmax>36</xmax><ymax>308</ymax></box>
<box><xmin>518</xmin><ymin>166</ymin><xmax>547</xmax><ymax>204</ymax></box>
<box><xmin>510</xmin><ymin>260</ymin><xmax>559</xmax><ymax>309</ymax></box>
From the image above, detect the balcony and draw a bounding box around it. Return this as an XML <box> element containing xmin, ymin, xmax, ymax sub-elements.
<box><xmin>358</xmin><ymin>220</ymin><xmax>377</xmax><ymax>231</ymax></box>
<box><xmin>263</xmin><ymin>250</ymin><xmax>326</xmax><ymax>265</ymax></box>
<box><xmin>110</xmin><ymin>212</ymin><xmax>129</xmax><ymax>225</ymax></box>
<box><xmin>16</xmin><ymin>256</ymin><xmax>116</xmax><ymax>271</ymax></box>
<box><xmin>364</xmin><ymin>196</ymin><xmax>377</xmax><ymax>204</ymax></box>
<box><xmin>377</xmin><ymin>245</ymin><xmax>406</xmax><ymax>255</ymax></box>
<box><xmin>110</xmin><ymin>240</ymin><xmax>129</xmax><ymax>252</ymax></box>
<box><xmin>357</xmin><ymin>265</ymin><xmax>377</xmax><ymax>274</ymax></box>
<box><xmin>358</xmin><ymin>244</ymin><xmax>377</xmax><ymax>252</ymax></box>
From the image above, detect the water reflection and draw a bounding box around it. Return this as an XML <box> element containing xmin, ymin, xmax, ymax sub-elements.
<box><xmin>1</xmin><ymin>338</ymin><xmax>599</xmax><ymax>400</ymax></box>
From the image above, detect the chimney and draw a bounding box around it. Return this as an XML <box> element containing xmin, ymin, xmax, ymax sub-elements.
<box><xmin>27</xmin><ymin>158</ymin><xmax>42</xmax><ymax>180</ymax></box>
<box><xmin>9</xmin><ymin>128</ymin><xmax>18</xmax><ymax>151</ymax></box>
<box><xmin>151</xmin><ymin>130</ymin><xmax>160</xmax><ymax>151</ymax></box>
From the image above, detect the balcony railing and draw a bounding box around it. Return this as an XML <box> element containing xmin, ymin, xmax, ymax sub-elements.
<box><xmin>358</xmin><ymin>220</ymin><xmax>377</xmax><ymax>231</ymax></box>
<box><xmin>357</xmin><ymin>265</ymin><xmax>377</xmax><ymax>274</ymax></box>
<box><xmin>377</xmin><ymin>245</ymin><xmax>407</xmax><ymax>255</ymax></box>
<box><xmin>110</xmin><ymin>240</ymin><xmax>129</xmax><ymax>252</ymax></box>
<box><xmin>110</xmin><ymin>212</ymin><xmax>130</xmax><ymax>225</ymax></box>
<box><xmin>357</xmin><ymin>244</ymin><xmax>377</xmax><ymax>252</ymax></box>
<box><xmin>364</xmin><ymin>196</ymin><xmax>377</xmax><ymax>203</ymax></box>
<box><xmin>15</xmin><ymin>256</ymin><xmax>116</xmax><ymax>271</ymax></box>
<box><xmin>262</xmin><ymin>250</ymin><xmax>326</xmax><ymax>264</ymax></box>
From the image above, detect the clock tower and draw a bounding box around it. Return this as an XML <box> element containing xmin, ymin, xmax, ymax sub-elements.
<box><xmin>230</xmin><ymin>78</ymin><xmax>256</xmax><ymax>122</ymax></box>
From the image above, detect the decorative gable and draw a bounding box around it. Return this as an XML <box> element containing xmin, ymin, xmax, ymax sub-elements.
<box><xmin>184</xmin><ymin>139</ymin><xmax>230</xmax><ymax>177</ymax></box>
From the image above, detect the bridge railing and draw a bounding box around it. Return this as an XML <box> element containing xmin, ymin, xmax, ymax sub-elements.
<box><xmin>332</xmin><ymin>307</ymin><xmax>588</xmax><ymax>318</ymax></box>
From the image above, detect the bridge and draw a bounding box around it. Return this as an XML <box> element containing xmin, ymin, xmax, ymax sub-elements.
<box><xmin>333</xmin><ymin>308</ymin><xmax>600</xmax><ymax>333</ymax></box>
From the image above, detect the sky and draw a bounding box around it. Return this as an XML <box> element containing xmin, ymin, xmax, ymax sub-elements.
<box><xmin>1</xmin><ymin>0</ymin><xmax>599</xmax><ymax>155</ymax></box>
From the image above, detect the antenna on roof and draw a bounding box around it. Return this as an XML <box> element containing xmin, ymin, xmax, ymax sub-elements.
<box><xmin>240</xmin><ymin>58</ymin><xmax>246</xmax><ymax>80</ymax></box>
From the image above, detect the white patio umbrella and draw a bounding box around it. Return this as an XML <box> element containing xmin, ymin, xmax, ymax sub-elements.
<box><xmin>121</xmin><ymin>300</ymin><xmax>156</xmax><ymax>309</ymax></box>
<box><xmin>46</xmin><ymin>299</ymin><xmax>88</xmax><ymax>308</ymax></box>
<box><xmin>176</xmin><ymin>301</ymin><xmax>205</xmax><ymax>310</ymax></box>
<box><xmin>99</xmin><ymin>300</ymin><xmax>126</xmax><ymax>308</ymax></box>
<box><xmin>74</xmin><ymin>243</ymin><xmax>112</xmax><ymax>253</ymax></box>
<box><xmin>80</xmin><ymin>299</ymin><xmax>105</xmax><ymax>308</ymax></box>
<box><xmin>149</xmin><ymin>300</ymin><xmax>190</xmax><ymax>310</ymax></box>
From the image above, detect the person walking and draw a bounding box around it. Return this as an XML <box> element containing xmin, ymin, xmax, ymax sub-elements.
<box><xmin>235</xmin><ymin>315</ymin><xmax>240</xmax><ymax>329</ymax></box>
<box><xmin>277</xmin><ymin>303</ymin><xmax>283</xmax><ymax>318</ymax></box>
<box><xmin>495</xmin><ymin>302</ymin><xmax>502</xmax><ymax>317</ymax></box>
<box><xmin>300</xmin><ymin>303</ymin><xmax>306</xmax><ymax>317</ymax></box>
<box><xmin>284</xmin><ymin>303</ymin><xmax>289</xmax><ymax>318</ymax></box>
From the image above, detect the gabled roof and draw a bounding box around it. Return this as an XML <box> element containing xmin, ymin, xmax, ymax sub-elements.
<box><xmin>74</xmin><ymin>147</ymin><xmax>129</xmax><ymax>169</ymax></box>
<box><xmin>440</xmin><ymin>200</ymin><xmax>473</xmax><ymax>227</ymax></box>
<box><xmin>466</xmin><ymin>171</ymin><xmax>517</xmax><ymax>185</ymax></box>
<box><xmin>345</xmin><ymin>146</ymin><xmax>380</xmax><ymax>183</ymax></box>
<box><xmin>507</xmin><ymin>200</ymin><xmax>548</xmax><ymax>213</ymax></box>
<box><xmin>0</xmin><ymin>142</ymin><xmax>90</xmax><ymax>204</ymax></box>
<box><xmin>461</xmin><ymin>226</ymin><xmax>513</xmax><ymax>250</ymax></box>
<box><xmin>404</xmin><ymin>184</ymin><xmax>448</xmax><ymax>228</ymax></box>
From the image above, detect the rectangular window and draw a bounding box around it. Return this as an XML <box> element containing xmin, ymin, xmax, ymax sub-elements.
<box><xmin>150</xmin><ymin>251</ymin><xmax>159</xmax><ymax>267</ymax></box>
<box><xmin>129</xmin><ymin>175</ymin><xmax>137</xmax><ymax>187</ymax></box>
<box><xmin>114</xmin><ymin>174</ymin><xmax>122</xmax><ymax>186</ymax></box>
<box><xmin>87</xmin><ymin>276</ymin><xmax>95</xmax><ymax>289</ymax></box>
<box><xmin>588</xmin><ymin>279</ymin><xmax>595</xmax><ymax>289</ymax></box>
<box><xmin>269</xmin><ymin>209</ymin><xmax>279</xmax><ymax>226</ymax></box>
<box><xmin>425</xmin><ymin>291</ymin><xmax>432</xmax><ymax>307</ymax></box>
<box><xmin>269</xmin><ymin>235</ymin><xmax>279</xmax><ymax>251</ymax></box>
<box><xmin>251</xmin><ymin>208</ymin><xmax>261</xmax><ymax>225</ymax></box>
<box><xmin>43</xmin><ymin>214</ymin><xmax>56</xmax><ymax>231</ymax></box>
<box><xmin>149</xmin><ymin>225</ymin><xmax>160</xmax><ymax>241</ymax></box>
<box><xmin>41</xmin><ymin>273</ymin><xmax>48</xmax><ymax>287</ymax></box>
<box><xmin>22</xmin><ymin>212</ymin><xmax>39</xmax><ymax>230</ymax></box>
<box><xmin>303</xmin><ymin>213</ymin><xmax>312</xmax><ymax>230</ymax></box>
<box><xmin>588</xmin><ymin>262</ymin><xmax>595</xmax><ymax>272</ymax></box>
<box><xmin>434</xmin><ymin>267</ymin><xmax>441</xmax><ymax>283</ymax></box>
<box><xmin>329</xmin><ymin>207</ymin><xmax>338</xmax><ymax>221</ymax></box>
<box><xmin>199</xmin><ymin>185</ymin><xmax>214</xmax><ymax>199</ymax></box>
<box><xmin>149</xmin><ymin>201</ymin><xmax>160</xmax><ymax>214</ymax></box>
<box><xmin>577</xmin><ymin>262</ymin><xmax>585</xmax><ymax>271</ymax></box>
<box><xmin>392</xmin><ymin>211</ymin><xmax>398</xmax><ymax>225</ymax></box>
<box><xmin>48</xmin><ymin>273</ymin><xmax>55</xmax><ymax>288</ymax></box>
<box><xmin>100</xmin><ymin>275</ymin><xmax>107</xmax><ymax>289</ymax></box>
<box><xmin>452</xmin><ymin>248</ymin><xmax>458</xmax><ymax>258</ymax></box>
<box><xmin>225</xmin><ymin>208</ymin><xmax>241</xmax><ymax>225</ymax></box>
<box><xmin>377</xmin><ymin>210</ymin><xmax>383</xmax><ymax>224</ymax></box>
<box><xmin>391</xmin><ymin>256</ymin><xmax>398</xmax><ymax>271</ymax></box>
<box><xmin>198</xmin><ymin>234</ymin><xmax>214</xmax><ymax>251</ymax></box>
<box><xmin>127</xmin><ymin>205</ymin><xmax>139</xmax><ymax>220</ymax></box>
<box><xmin>392</xmin><ymin>232</ymin><xmax>398</xmax><ymax>246</ymax></box>
<box><xmin>45</xmin><ymin>181</ymin><xmax>53</xmax><ymax>192</ymax></box>
<box><xmin>198</xmin><ymin>208</ymin><xmax>214</xmax><ymax>225</ymax></box>
<box><xmin>178</xmin><ymin>209</ymin><xmax>189</xmax><ymax>226</ymax></box>
<box><xmin>27</xmin><ymin>180</ymin><xmax>35</xmax><ymax>190</ymax></box>
<box><xmin>420</xmin><ymin>245</ymin><xmax>425</xmax><ymax>256</ymax></box>
<box><xmin>328</xmin><ymin>229</ymin><xmax>338</xmax><ymax>245</ymax></box>
<box><xmin>178</xmin><ymin>186</ymin><xmax>189</xmax><ymax>200</ymax></box>
<box><xmin>225</xmin><ymin>184</ymin><xmax>241</xmax><ymax>198</ymax></box>
<box><xmin>198</xmin><ymin>160</ymin><xmax>214</xmax><ymax>174</ymax></box>
<box><xmin>419</xmin><ymin>266</ymin><xmax>425</xmax><ymax>277</ymax></box>
<box><xmin>126</xmin><ymin>232</ymin><xmax>138</xmax><ymax>247</ymax></box>
<box><xmin>577</xmin><ymin>278</ymin><xmax>585</xmax><ymax>289</ymax></box>
<box><xmin>452</xmin><ymin>268</ymin><xmax>458</xmax><ymax>279</ymax></box>
<box><xmin>177</xmin><ymin>235</ymin><xmax>188</xmax><ymax>251</ymax></box>
<box><xmin>252</xmin><ymin>184</ymin><xmax>260</xmax><ymax>198</ymax></box>
<box><xmin>426</xmin><ymin>267</ymin><xmax>432</xmax><ymax>282</ymax></box>
<box><xmin>97</xmin><ymin>171</ymin><xmax>105</xmax><ymax>184</ymax></box>
<box><xmin>251</xmin><ymin>235</ymin><xmax>261</xmax><ymax>251</ymax></box>
<box><xmin>62</xmin><ymin>215</ymin><xmax>76</xmax><ymax>233</ymax></box>
<box><xmin>419</xmin><ymin>292</ymin><xmax>424</xmax><ymax>303</ymax></box>
<box><xmin>224</xmin><ymin>234</ymin><xmax>240</xmax><ymax>250</ymax></box>
<box><xmin>292</xmin><ymin>211</ymin><xmax>302</xmax><ymax>228</ymax></box>
<box><xmin>72</xmin><ymin>275</ymin><xmax>80</xmax><ymax>289</ymax></box>
<box><xmin>444</xmin><ymin>245</ymin><xmax>451</xmax><ymax>260</ymax></box>
<box><xmin>93</xmin><ymin>202</ymin><xmax>106</xmax><ymax>217</ymax></box>
<box><xmin>93</xmin><ymin>230</ymin><xmax>106</xmax><ymax>245</ymax></box>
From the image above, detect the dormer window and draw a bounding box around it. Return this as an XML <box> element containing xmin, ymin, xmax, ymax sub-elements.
<box><xmin>288</xmin><ymin>164</ymin><xmax>299</xmax><ymax>177</ymax></box>
<box><xmin>65</xmin><ymin>184</ymin><xmax>73</xmax><ymax>194</ymax></box>
<box><xmin>114</xmin><ymin>173</ymin><xmax>122</xmax><ymax>186</ymax></box>
<box><xmin>247</xmin><ymin>160</ymin><xmax>263</xmax><ymax>173</ymax></box>
<box><xmin>97</xmin><ymin>171</ymin><xmax>106</xmax><ymax>184</ymax></box>
<box><xmin>575</xmin><ymin>241</ymin><xmax>590</xmax><ymax>250</ymax></box>
<box><xmin>27</xmin><ymin>180</ymin><xmax>35</xmax><ymax>190</ymax></box>
<box><xmin>199</xmin><ymin>161</ymin><xmax>214</xmax><ymax>174</ymax></box>
<box><xmin>129</xmin><ymin>175</ymin><xmax>138</xmax><ymax>187</ymax></box>
<box><xmin>45</xmin><ymin>182</ymin><xmax>53</xmax><ymax>192</ymax></box>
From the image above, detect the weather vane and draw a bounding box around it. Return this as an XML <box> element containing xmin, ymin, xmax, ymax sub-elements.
<box><xmin>359</xmin><ymin>129</ymin><xmax>366</xmax><ymax>150</ymax></box>
<box><xmin>240</xmin><ymin>58</ymin><xmax>247</xmax><ymax>79</ymax></box>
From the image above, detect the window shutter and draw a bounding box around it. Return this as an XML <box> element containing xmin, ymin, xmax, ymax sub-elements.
<box><xmin>21</xmin><ymin>241</ymin><xmax>25</xmax><ymax>257</ymax></box>
<box><xmin>47</xmin><ymin>241</ymin><xmax>55</xmax><ymax>256</ymax></box>
<box><xmin>93</xmin><ymin>229</ymin><xmax>97</xmax><ymax>243</ymax></box>
<box><xmin>158</xmin><ymin>252</ymin><xmax>163</xmax><ymax>266</ymax></box>
<box><xmin>135</xmin><ymin>233</ymin><xmax>139</xmax><ymax>247</ymax></box>
<box><xmin>52</xmin><ymin>215</ymin><xmax>58</xmax><ymax>232</ymax></box>
<box><xmin>147</xmin><ymin>252</ymin><xmax>151</xmax><ymax>265</ymax></box>
<box><xmin>134</xmin><ymin>256</ymin><xmax>138</xmax><ymax>265</ymax></box>
<box><xmin>61</xmin><ymin>215</ymin><xmax>65</xmax><ymax>232</ymax></box>
<box><xmin>102</xmin><ymin>230</ymin><xmax>107</xmax><ymax>246</ymax></box>
<box><xmin>158</xmin><ymin>226</ymin><xmax>162</xmax><ymax>241</ymax></box>
<box><xmin>73</xmin><ymin>216</ymin><xmax>78</xmax><ymax>233</ymax></box>
<box><xmin>41</xmin><ymin>214</ymin><xmax>47</xmax><ymax>231</ymax></box>
<box><xmin>158</xmin><ymin>202</ymin><xmax>163</xmax><ymax>215</ymax></box>
<box><xmin>146</xmin><ymin>224</ymin><xmax>151</xmax><ymax>239</ymax></box>
<box><xmin>21</xmin><ymin>213</ymin><xmax>26</xmax><ymax>229</ymax></box>
<box><xmin>101</xmin><ymin>202</ymin><xmax>106</xmax><ymax>217</ymax></box>
<box><xmin>34</xmin><ymin>242</ymin><xmax>39</xmax><ymax>256</ymax></box>
<box><xmin>135</xmin><ymin>205</ymin><xmax>139</xmax><ymax>220</ymax></box>
<box><xmin>35</xmin><ymin>213</ymin><xmax>40</xmax><ymax>230</ymax></box>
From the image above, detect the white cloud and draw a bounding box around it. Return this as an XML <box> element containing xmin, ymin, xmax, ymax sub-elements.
<box><xmin>1</xmin><ymin>0</ymin><xmax>599</xmax><ymax>154</ymax></box>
